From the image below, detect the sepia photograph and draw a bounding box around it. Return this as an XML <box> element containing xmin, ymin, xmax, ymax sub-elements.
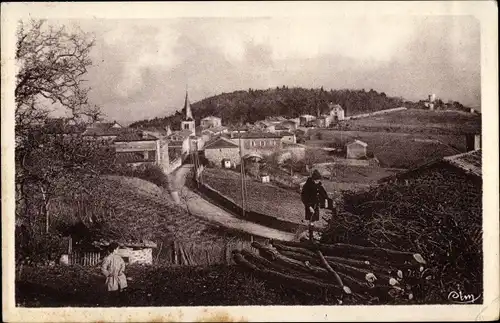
<box><xmin>1</xmin><ymin>1</ymin><xmax>498</xmax><ymax>322</ymax></box>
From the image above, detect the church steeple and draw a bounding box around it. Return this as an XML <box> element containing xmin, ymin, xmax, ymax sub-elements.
<box><xmin>184</xmin><ymin>91</ymin><xmax>193</xmax><ymax>121</ymax></box>
<box><xmin>181</xmin><ymin>90</ymin><xmax>196</xmax><ymax>136</ymax></box>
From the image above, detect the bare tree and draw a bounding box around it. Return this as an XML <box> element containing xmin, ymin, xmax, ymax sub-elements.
<box><xmin>15</xmin><ymin>19</ymin><xmax>105</xmax><ymax>235</ymax></box>
<box><xmin>15</xmin><ymin>19</ymin><xmax>101</xmax><ymax>140</ymax></box>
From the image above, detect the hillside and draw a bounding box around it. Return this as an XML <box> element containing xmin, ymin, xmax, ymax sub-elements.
<box><xmin>130</xmin><ymin>87</ymin><xmax>409</xmax><ymax>128</ymax></box>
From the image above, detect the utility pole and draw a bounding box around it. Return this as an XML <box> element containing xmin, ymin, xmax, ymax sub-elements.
<box><xmin>238</xmin><ymin>127</ymin><xmax>246</xmax><ymax>217</ymax></box>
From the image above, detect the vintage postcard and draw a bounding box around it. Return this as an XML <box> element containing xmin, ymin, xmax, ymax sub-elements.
<box><xmin>2</xmin><ymin>1</ymin><xmax>499</xmax><ymax>322</ymax></box>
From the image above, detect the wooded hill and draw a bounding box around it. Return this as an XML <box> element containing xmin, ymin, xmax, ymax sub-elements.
<box><xmin>130</xmin><ymin>87</ymin><xmax>420</xmax><ymax>129</ymax></box>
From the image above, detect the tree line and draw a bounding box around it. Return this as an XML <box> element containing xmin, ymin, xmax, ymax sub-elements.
<box><xmin>130</xmin><ymin>87</ymin><xmax>410</xmax><ymax>129</ymax></box>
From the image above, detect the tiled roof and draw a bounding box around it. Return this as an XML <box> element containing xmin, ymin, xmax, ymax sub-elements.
<box><xmin>280</xmin><ymin>131</ymin><xmax>295</xmax><ymax>136</ymax></box>
<box><xmin>379</xmin><ymin>149</ymin><xmax>482</xmax><ymax>183</ymax></box>
<box><xmin>83</xmin><ymin>127</ymin><xmax>132</xmax><ymax>137</ymax></box>
<box><xmin>347</xmin><ymin>139</ymin><xmax>368</xmax><ymax>147</ymax></box>
<box><xmin>444</xmin><ymin>149</ymin><xmax>481</xmax><ymax>177</ymax></box>
<box><xmin>116</xmin><ymin>150</ymin><xmax>156</xmax><ymax>163</ymax></box>
<box><xmin>202</xmin><ymin>116</ymin><xmax>221</xmax><ymax>121</ymax></box>
<box><xmin>168</xmin><ymin>130</ymin><xmax>192</xmax><ymax>140</ymax></box>
<box><xmin>168</xmin><ymin>140</ymin><xmax>185</xmax><ymax>147</ymax></box>
<box><xmin>202</xmin><ymin>126</ymin><xmax>228</xmax><ymax>134</ymax></box>
<box><xmin>283</xmin><ymin>143</ymin><xmax>306</xmax><ymax>148</ymax></box>
<box><xmin>204</xmin><ymin>137</ymin><xmax>239</xmax><ymax>149</ymax></box>
<box><xmin>115</xmin><ymin>132</ymin><xmax>158</xmax><ymax>142</ymax></box>
<box><xmin>229</xmin><ymin>132</ymin><xmax>282</xmax><ymax>139</ymax></box>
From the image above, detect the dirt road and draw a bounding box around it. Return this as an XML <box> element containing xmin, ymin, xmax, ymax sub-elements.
<box><xmin>170</xmin><ymin>165</ymin><xmax>296</xmax><ymax>241</ymax></box>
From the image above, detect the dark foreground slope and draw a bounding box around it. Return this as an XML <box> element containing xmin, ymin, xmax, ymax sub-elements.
<box><xmin>16</xmin><ymin>264</ymin><xmax>327</xmax><ymax>307</ymax></box>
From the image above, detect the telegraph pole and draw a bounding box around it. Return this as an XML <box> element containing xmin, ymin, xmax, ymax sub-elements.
<box><xmin>238</xmin><ymin>127</ymin><xmax>246</xmax><ymax>218</ymax></box>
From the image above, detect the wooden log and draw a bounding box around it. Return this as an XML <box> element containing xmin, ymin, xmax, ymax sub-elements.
<box><xmin>274</xmin><ymin>244</ymin><xmax>374</xmax><ymax>269</ymax></box>
<box><xmin>271</xmin><ymin>239</ymin><xmax>425</xmax><ymax>267</ymax></box>
<box><xmin>233</xmin><ymin>251</ymin><xmax>342</xmax><ymax>294</ymax></box>
<box><xmin>318</xmin><ymin>250</ymin><xmax>346</xmax><ymax>291</ymax></box>
<box><xmin>240</xmin><ymin>249</ymin><xmax>325</xmax><ymax>282</ymax></box>
<box><xmin>268</xmin><ymin>243</ymin><xmax>405</xmax><ymax>286</ymax></box>
<box><xmin>252</xmin><ymin>242</ymin><xmax>332</xmax><ymax>278</ymax></box>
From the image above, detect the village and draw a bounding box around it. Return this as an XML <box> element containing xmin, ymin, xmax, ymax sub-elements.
<box><xmin>9</xmin><ymin>11</ymin><xmax>490</xmax><ymax>314</ymax></box>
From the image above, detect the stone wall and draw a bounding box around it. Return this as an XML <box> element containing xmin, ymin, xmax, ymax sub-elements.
<box><xmin>116</xmin><ymin>247</ymin><xmax>153</xmax><ymax>265</ymax></box>
<box><xmin>205</xmin><ymin>147</ymin><xmax>240</xmax><ymax>166</ymax></box>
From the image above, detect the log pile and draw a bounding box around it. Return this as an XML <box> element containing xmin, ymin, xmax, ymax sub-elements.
<box><xmin>233</xmin><ymin>240</ymin><xmax>428</xmax><ymax>304</ymax></box>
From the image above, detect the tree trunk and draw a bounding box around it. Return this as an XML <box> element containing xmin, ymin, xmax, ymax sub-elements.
<box><xmin>40</xmin><ymin>186</ymin><xmax>50</xmax><ymax>233</ymax></box>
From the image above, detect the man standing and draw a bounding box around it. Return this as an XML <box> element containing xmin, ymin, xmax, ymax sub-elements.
<box><xmin>301</xmin><ymin>169</ymin><xmax>328</xmax><ymax>240</ymax></box>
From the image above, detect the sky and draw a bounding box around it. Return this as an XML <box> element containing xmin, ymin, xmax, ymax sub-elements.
<box><xmin>54</xmin><ymin>16</ymin><xmax>480</xmax><ymax>123</ymax></box>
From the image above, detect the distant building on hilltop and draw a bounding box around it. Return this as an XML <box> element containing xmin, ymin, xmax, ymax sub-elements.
<box><xmin>328</xmin><ymin>102</ymin><xmax>345</xmax><ymax>121</ymax></box>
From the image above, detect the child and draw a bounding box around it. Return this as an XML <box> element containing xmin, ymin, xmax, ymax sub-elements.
<box><xmin>101</xmin><ymin>242</ymin><xmax>127</xmax><ymax>306</ymax></box>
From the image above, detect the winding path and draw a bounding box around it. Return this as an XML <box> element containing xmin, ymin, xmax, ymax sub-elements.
<box><xmin>170</xmin><ymin>165</ymin><xmax>296</xmax><ymax>241</ymax></box>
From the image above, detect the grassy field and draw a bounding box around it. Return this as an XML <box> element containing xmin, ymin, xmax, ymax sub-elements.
<box><xmin>202</xmin><ymin>168</ymin><xmax>306</xmax><ymax>224</ymax></box>
<box><xmin>307</xmin><ymin>130</ymin><xmax>463</xmax><ymax>168</ymax></box>
<box><xmin>343</xmin><ymin>109</ymin><xmax>481</xmax><ymax>134</ymax></box>
<box><xmin>16</xmin><ymin>264</ymin><xmax>329</xmax><ymax>307</ymax></box>
<box><xmin>48</xmin><ymin>176</ymin><xmax>251</xmax><ymax>266</ymax></box>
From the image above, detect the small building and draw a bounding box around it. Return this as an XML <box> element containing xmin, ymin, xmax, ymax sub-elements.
<box><xmin>227</xmin><ymin>132</ymin><xmax>283</xmax><ymax>157</ymax></box>
<box><xmin>279</xmin><ymin>120</ymin><xmax>299</xmax><ymax>131</ymax></box>
<box><xmin>315</xmin><ymin>116</ymin><xmax>331</xmax><ymax>128</ymax></box>
<box><xmin>328</xmin><ymin>102</ymin><xmax>345</xmax><ymax>121</ymax></box>
<box><xmin>94</xmin><ymin>240</ymin><xmax>158</xmax><ymax>265</ymax></box>
<box><xmin>201</xmin><ymin>116</ymin><xmax>222</xmax><ymax>128</ymax></box>
<box><xmin>204</xmin><ymin>137</ymin><xmax>241</xmax><ymax>166</ymax></box>
<box><xmin>346</xmin><ymin>140</ymin><xmax>368</xmax><ymax>159</ymax></box>
<box><xmin>299</xmin><ymin>114</ymin><xmax>316</xmax><ymax>126</ymax></box>
<box><xmin>260</xmin><ymin>174</ymin><xmax>270</xmax><ymax>183</ymax></box>
<box><xmin>255</xmin><ymin>121</ymin><xmax>276</xmax><ymax>133</ymax></box>
<box><xmin>114</xmin><ymin>131</ymin><xmax>163</xmax><ymax>168</ymax></box>
<box><xmin>465</xmin><ymin>133</ymin><xmax>481</xmax><ymax>151</ymax></box>
<box><xmin>280</xmin><ymin>132</ymin><xmax>297</xmax><ymax>144</ymax></box>
<box><xmin>168</xmin><ymin>130</ymin><xmax>192</xmax><ymax>158</ymax></box>
<box><xmin>65</xmin><ymin>238</ymin><xmax>157</xmax><ymax>266</ymax></box>
<box><xmin>221</xmin><ymin>158</ymin><xmax>232</xmax><ymax>169</ymax></box>
<box><xmin>83</xmin><ymin>126</ymin><xmax>131</xmax><ymax>142</ymax></box>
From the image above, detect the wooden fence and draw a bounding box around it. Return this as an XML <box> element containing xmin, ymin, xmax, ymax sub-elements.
<box><xmin>65</xmin><ymin>239</ymin><xmax>257</xmax><ymax>267</ymax></box>
<box><xmin>154</xmin><ymin>239</ymin><xmax>256</xmax><ymax>266</ymax></box>
<box><xmin>69</xmin><ymin>251</ymin><xmax>102</xmax><ymax>266</ymax></box>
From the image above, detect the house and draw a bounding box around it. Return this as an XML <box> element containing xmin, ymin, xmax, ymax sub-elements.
<box><xmin>201</xmin><ymin>116</ymin><xmax>222</xmax><ymax>128</ymax></box>
<box><xmin>89</xmin><ymin>120</ymin><xmax>123</xmax><ymax>129</ymax></box>
<box><xmin>204</xmin><ymin>137</ymin><xmax>241</xmax><ymax>166</ymax></box>
<box><xmin>255</xmin><ymin>120</ymin><xmax>276</xmax><ymax>133</ymax></box>
<box><xmin>168</xmin><ymin>130</ymin><xmax>192</xmax><ymax>159</ymax></box>
<box><xmin>315</xmin><ymin>116</ymin><xmax>331</xmax><ymax>128</ymax></box>
<box><xmin>227</xmin><ymin>132</ymin><xmax>283</xmax><ymax>158</ymax></box>
<box><xmin>299</xmin><ymin>114</ymin><xmax>316</xmax><ymax>126</ymax></box>
<box><xmin>265</xmin><ymin>116</ymin><xmax>287</xmax><ymax>123</ymax></box>
<box><xmin>346</xmin><ymin>140</ymin><xmax>368</xmax><ymax>159</ymax></box>
<box><xmin>327</xmin><ymin>103</ymin><xmax>345</xmax><ymax>121</ymax></box>
<box><xmin>83</xmin><ymin>125</ymin><xmax>131</xmax><ymax>141</ymax></box>
<box><xmin>114</xmin><ymin>131</ymin><xmax>167</xmax><ymax>168</ymax></box>
<box><xmin>280</xmin><ymin>132</ymin><xmax>297</xmax><ymax>144</ymax></box>
<box><xmin>279</xmin><ymin>120</ymin><xmax>299</xmax><ymax>131</ymax></box>
<box><xmin>201</xmin><ymin>126</ymin><xmax>228</xmax><ymax>138</ymax></box>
